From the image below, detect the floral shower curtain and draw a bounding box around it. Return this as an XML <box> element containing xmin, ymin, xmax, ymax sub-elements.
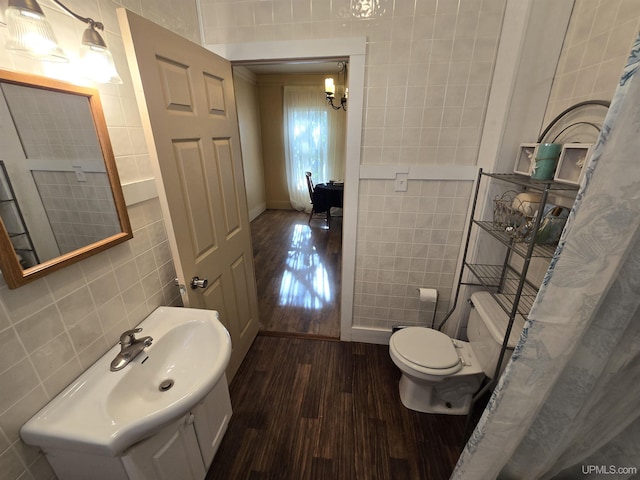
<box><xmin>451</xmin><ymin>35</ymin><xmax>640</xmax><ymax>479</ymax></box>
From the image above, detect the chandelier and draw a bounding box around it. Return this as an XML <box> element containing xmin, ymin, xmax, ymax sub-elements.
<box><xmin>324</xmin><ymin>61</ymin><xmax>348</xmax><ymax>111</ymax></box>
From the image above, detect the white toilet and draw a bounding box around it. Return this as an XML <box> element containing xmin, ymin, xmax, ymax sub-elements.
<box><xmin>389</xmin><ymin>291</ymin><xmax>525</xmax><ymax>415</ymax></box>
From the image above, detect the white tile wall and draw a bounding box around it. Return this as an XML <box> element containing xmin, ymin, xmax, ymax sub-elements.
<box><xmin>2</xmin><ymin>84</ymin><xmax>103</xmax><ymax>162</ymax></box>
<box><xmin>33</xmin><ymin>171</ymin><xmax>120</xmax><ymax>254</ymax></box>
<box><xmin>355</xmin><ymin>179</ymin><xmax>472</xmax><ymax>329</ymax></box>
<box><xmin>200</xmin><ymin>0</ymin><xmax>640</xmax><ymax>336</ymax></box>
<box><xmin>0</xmin><ymin>197</ymin><xmax>179</xmax><ymax>479</ymax></box>
<box><xmin>525</xmin><ymin>0</ymin><xmax>640</xmax><ymax>301</ymax></box>
<box><xmin>0</xmin><ymin>1</ymin><xmax>633</xmax><ymax>475</ymax></box>
<box><xmin>545</xmin><ymin>0</ymin><xmax>640</xmax><ymax>124</ymax></box>
<box><xmin>199</xmin><ymin>0</ymin><xmax>507</xmax><ymax>331</ymax></box>
<box><xmin>0</xmin><ymin>1</ymin><xmax>200</xmax><ymax>479</ymax></box>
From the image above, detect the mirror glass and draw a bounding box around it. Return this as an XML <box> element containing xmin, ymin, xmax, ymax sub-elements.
<box><xmin>0</xmin><ymin>69</ymin><xmax>132</xmax><ymax>288</ymax></box>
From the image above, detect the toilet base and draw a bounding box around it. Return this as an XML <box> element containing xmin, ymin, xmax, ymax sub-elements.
<box><xmin>397</xmin><ymin>374</ymin><xmax>481</xmax><ymax>415</ymax></box>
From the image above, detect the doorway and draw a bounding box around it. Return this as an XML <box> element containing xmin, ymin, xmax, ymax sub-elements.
<box><xmin>206</xmin><ymin>37</ymin><xmax>365</xmax><ymax>341</ymax></box>
<box><xmin>234</xmin><ymin>60</ymin><xmax>346</xmax><ymax>339</ymax></box>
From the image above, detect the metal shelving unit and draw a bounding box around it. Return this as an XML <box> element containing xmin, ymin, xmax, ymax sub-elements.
<box><xmin>0</xmin><ymin>161</ymin><xmax>38</xmax><ymax>268</ymax></box>
<box><xmin>442</xmin><ymin>169</ymin><xmax>578</xmax><ymax>435</ymax></box>
<box><xmin>467</xmin><ymin>172</ymin><xmax>578</xmax><ymax>331</ymax></box>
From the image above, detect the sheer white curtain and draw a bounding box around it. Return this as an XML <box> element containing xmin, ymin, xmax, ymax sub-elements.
<box><xmin>452</xmin><ymin>35</ymin><xmax>640</xmax><ymax>480</ymax></box>
<box><xmin>283</xmin><ymin>85</ymin><xmax>345</xmax><ymax>212</ymax></box>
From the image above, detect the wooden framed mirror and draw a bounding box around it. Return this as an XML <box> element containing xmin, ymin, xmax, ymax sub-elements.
<box><xmin>0</xmin><ymin>69</ymin><xmax>132</xmax><ymax>289</ymax></box>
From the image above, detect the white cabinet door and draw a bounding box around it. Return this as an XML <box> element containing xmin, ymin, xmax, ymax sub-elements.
<box><xmin>122</xmin><ymin>414</ymin><xmax>206</xmax><ymax>480</ymax></box>
<box><xmin>193</xmin><ymin>374</ymin><xmax>233</xmax><ymax>469</ymax></box>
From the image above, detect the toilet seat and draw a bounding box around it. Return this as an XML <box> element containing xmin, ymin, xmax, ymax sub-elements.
<box><xmin>390</xmin><ymin>327</ymin><xmax>462</xmax><ymax>376</ymax></box>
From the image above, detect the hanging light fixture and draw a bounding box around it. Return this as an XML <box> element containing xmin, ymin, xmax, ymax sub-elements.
<box><xmin>5</xmin><ymin>0</ymin><xmax>68</xmax><ymax>62</ymax></box>
<box><xmin>4</xmin><ymin>0</ymin><xmax>123</xmax><ymax>83</ymax></box>
<box><xmin>325</xmin><ymin>61</ymin><xmax>348</xmax><ymax>111</ymax></box>
<box><xmin>77</xmin><ymin>20</ymin><xmax>122</xmax><ymax>84</ymax></box>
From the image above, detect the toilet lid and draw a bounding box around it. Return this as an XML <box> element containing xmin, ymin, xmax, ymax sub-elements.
<box><xmin>391</xmin><ymin>327</ymin><xmax>460</xmax><ymax>370</ymax></box>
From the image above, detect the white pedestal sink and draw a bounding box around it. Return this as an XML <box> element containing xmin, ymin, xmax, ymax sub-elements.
<box><xmin>21</xmin><ymin>306</ymin><xmax>233</xmax><ymax>480</ymax></box>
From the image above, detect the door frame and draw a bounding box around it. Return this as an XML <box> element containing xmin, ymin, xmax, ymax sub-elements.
<box><xmin>204</xmin><ymin>37</ymin><xmax>365</xmax><ymax>341</ymax></box>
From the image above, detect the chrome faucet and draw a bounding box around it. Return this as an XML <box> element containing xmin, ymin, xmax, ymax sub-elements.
<box><xmin>110</xmin><ymin>328</ymin><xmax>153</xmax><ymax>372</ymax></box>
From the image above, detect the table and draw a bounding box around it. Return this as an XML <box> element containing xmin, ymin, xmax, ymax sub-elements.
<box><xmin>312</xmin><ymin>183</ymin><xmax>344</xmax><ymax>213</ymax></box>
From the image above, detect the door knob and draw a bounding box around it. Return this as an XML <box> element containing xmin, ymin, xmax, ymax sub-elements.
<box><xmin>190</xmin><ymin>276</ymin><xmax>208</xmax><ymax>289</ymax></box>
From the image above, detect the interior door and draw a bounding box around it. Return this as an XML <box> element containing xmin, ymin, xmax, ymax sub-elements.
<box><xmin>118</xmin><ymin>9</ymin><xmax>259</xmax><ymax>381</ymax></box>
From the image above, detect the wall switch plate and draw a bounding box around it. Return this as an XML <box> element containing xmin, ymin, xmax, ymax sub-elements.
<box><xmin>395</xmin><ymin>172</ymin><xmax>408</xmax><ymax>192</ymax></box>
<box><xmin>73</xmin><ymin>166</ymin><xmax>86</xmax><ymax>182</ymax></box>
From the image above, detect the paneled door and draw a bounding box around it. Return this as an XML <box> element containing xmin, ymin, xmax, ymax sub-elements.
<box><xmin>118</xmin><ymin>9</ymin><xmax>259</xmax><ymax>381</ymax></box>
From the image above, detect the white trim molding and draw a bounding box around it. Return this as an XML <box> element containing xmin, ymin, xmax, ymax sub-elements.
<box><xmin>359</xmin><ymin>164</ymin><xmax>478</xmax><ymax>181</ymax></box>
<box><xmin>350</xmin><ymin>327</ymin><xmax>393</xmax><ymax>345</ymax></box>
<box><xmin>122</xmin><ymin>178</ymin><xmax>158</xmax><ymax>206</ymax></box>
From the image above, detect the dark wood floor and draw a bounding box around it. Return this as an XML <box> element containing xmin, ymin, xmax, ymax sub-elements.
<box><xmin>250</xmin><ymin>209</ymin><xmax>341</xmax><ymax>338</ymax></box>
<box><xmin>206</xmin><ymin>335</ymin><xmax>466</xmax><ymax>480</ymax></box>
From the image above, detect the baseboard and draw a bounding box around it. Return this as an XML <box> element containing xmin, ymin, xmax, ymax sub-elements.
<box><xmin>256</xmin><ymin>327</ymin><xmax>394</xmax><ymax>345</ymax></box>
<box><xmin>350</xmin><ymin>326</ymin><xmax>392</xmax><ymax>345</ymax></box>
<box><xmin>265</xmin><ymin>201</ymin><xmax>293</xmax><ymax>210</ymax></box>
<box><xmin>248</xmin><ymin>203</ymin><xmax>266</xmax><ymax>222</ymax></box>
<box><xmin>258</xmin><ymin>330</ymin><xmax>340</xmax><ymax>342</ymax></box>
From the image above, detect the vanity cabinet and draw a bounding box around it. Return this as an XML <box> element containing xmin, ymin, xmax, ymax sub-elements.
<box><xmin>192</xmin><ymin>373</ymin><xmax>233</xmax><ymax>467</ymax></box>
<box><xmin>42</xmin><ymin>375</ymin><xmax>232</xmax><ymax>480</ymax></box>
<box><xmin>121</xmin><ymin>413</ymin><xmax>205</xmax><ymax>480</ymax></box>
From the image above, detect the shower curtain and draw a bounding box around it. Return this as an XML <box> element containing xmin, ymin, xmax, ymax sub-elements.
<box><xmin>451</xmin><ymin>35</ymin><xmax>640</xmax><ymax>479</ymax></box>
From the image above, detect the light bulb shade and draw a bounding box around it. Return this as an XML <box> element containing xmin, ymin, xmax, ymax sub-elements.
<box><xmin>5</xmin><ymin>1</ymin><xmax>68</xmax><ymax>62</ymax></box>
<box><xmin>80</xmin><ymin>43</ymin><xmax>123</xmax><ymax>84</ymax></box>
<box><xmin>82</xmin><ymin>25</ymin><xmax>107</xmax><ymax>49</ymax></box>
<box><xmin>325</xmin><ymin>77</ymin><xmax>335</xmax><ymax>95</ymax></box>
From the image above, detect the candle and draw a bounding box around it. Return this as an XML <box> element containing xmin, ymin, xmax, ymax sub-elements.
<box><xmin>325</xmin><ymin>77</ymin><xmax>335</xmax><ymax>94</ymax></box>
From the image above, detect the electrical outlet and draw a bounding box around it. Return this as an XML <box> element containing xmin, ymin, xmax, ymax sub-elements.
<box><xmin>395</xmin><ymin>172</ymin><xmax>408</xmax><ymax>192</ymax></box>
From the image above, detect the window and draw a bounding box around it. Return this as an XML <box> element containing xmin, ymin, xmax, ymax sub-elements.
<box><xmin>283</xmin><ymin>85</ymin><xmax>345</xmax><ymax>211</ymax></box>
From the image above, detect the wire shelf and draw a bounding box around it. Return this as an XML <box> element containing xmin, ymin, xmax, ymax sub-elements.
<box><xmin>482</xmin><ymin>172</ymin><xmax>580</xmax><ymax>192</ymax></box>
<box><xmin>465</xmin><ymin>263</ymin><xmax>538</xmax><ymax>318</ymax></box>
<box><xmin>474</xmin><ymin>220</ymin><xmax>558</xmax><ymax>258</ymax></box>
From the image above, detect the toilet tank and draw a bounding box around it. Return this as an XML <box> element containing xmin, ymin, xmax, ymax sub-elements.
<box><xmin>467</xmin><ymin>292</ymin><xmax>525</xmax><ymax>378</ymax></box>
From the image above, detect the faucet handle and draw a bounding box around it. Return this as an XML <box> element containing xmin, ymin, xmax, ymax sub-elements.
<box><xmin>120</xmin><ymin>328</ymin><xmax>142</xmax><ymax>346</ymax></box>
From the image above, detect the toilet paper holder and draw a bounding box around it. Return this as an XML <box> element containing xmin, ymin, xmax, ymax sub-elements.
<box><xmin>392</xmin><ymin>288</ymin><xmax>439</xmax><ymax>333</ymax></box>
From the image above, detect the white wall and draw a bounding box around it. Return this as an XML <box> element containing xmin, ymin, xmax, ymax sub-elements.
<box><xmin>544</xmin><ymin>0</ymin><xmax>640</xmax><ymax>125</ymax></box>
<box><xmin>199</xmin><ymin>0</ymin><xmax>640</xmax><ymax>343</ymax></box>
<box><xmin>0</xmin><ymin>2</ymin><xmax>200</xmax><ymax>479</ymax></box>
<box><xmin>447</xmin><ymin>0</ymin><xmax>574</xmax><ymax>337</ymax></box>
<box><xmin>233</xmin><ymin>66</ymin><xmax>267</xmax><ymax>221</ymax></box>
<box><xmin>450</xmin><ymin>0</ymin><xmax>640</xmax><ymax>338</ymax></box>
<box><xmin>198</xmin><ymin>0</ymin><xmax>508</xmax><ymax>338</ymax></box>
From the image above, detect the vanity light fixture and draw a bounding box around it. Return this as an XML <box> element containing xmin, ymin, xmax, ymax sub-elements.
<box><xmin>4</xmin><ymin>0</ymin><xmax>123</xmax><ymax>84</ymax></box>
<box><xmin>76</xmin><ymin>18</ymin><xmax>123</xmax><ymax>84</ymax></box>
<box><xmin>4</xmin><ymin>0</ymin><xmax>68</xmax><ymax>62</ymax></box>
<box><xmin>324</xmin><ymin>61</ymin><xmax>348</xmax><ymax>111</ymax></box>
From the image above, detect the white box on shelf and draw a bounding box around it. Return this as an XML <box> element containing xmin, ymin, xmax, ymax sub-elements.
<box><xmin>554</xmin><ymin>143</ymin><xmax>593</xmax><ymax>185</ymax></box>
<box><xmin>513</xmin><ymin>143</ymin><xmax>538</xmax><ymax>175</ymax></box>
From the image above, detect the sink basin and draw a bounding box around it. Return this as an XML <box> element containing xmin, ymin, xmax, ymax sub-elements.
<box><xmin>21</xmin><ymin>306</ymin><xmax>231</xmax><ymax>456</ymax></box>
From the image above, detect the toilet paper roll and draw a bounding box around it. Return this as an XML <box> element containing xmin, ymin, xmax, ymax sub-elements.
<box><xmin>417</xmin><ymin>288</ymin><xmax>439</xmax><ymax>328</ymax></box>
<box><xmin>418</xmin><ymin>288</ymin><xmax>438</xmax><ymax>304</ymax></box>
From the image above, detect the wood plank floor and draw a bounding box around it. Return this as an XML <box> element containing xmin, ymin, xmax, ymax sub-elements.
<box><xmin>250</xmin><ymin>209</ymin><xmax>341</xmax><ymax>338</ymax></box>
<box><xmin>206</xmin><ymin>335</ymin><xmax>466</xmax><ymax>480</ymax></box>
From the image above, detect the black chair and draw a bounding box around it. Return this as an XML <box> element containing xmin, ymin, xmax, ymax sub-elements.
<box><xmin>305</xmin><ymin>171</ymin><xmax>330</xmax><ymax>226</ymax></box>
